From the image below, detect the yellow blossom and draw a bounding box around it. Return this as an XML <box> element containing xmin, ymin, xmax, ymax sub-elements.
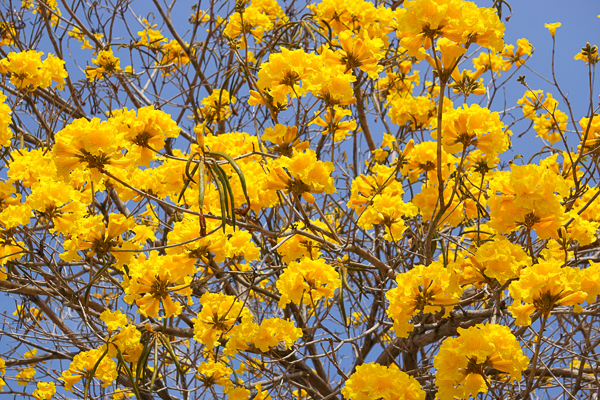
<box><xmin>60</xmin><ymin>348</ymin><xmax>117</xmax><ymax>392</ymax></box>
<box><xmin>252</xmin><ymin>318</ymin><xmax>302</xmax><ymax>352</ymax></box>
<box><xmin>85</xmin><ymin>48</ymin><xmax>122</xmax><ymax>81</ymax></box>
<box><xmin>342</xmin><ymin>363</ymin><xmax>425</xmax><ymax>400</ymax></box>
<box><xmin>100</xmin><ymin>309</ymin><xmax>128</xmax><ymax>332</ymax></box>
<box><xmin>15</xmin><ymin>367</ymin><xmax>36</xmax><ymax>386</ymax></box>
<box><xmin>434</xmin><ymin>324</ymin><xmax>529</xmax><ymax>400</ymax></box>
<box><xmin>196</xmin><ymin>360</ymin><xmax>233</xmax><ymax>392</ymax></box>
<box><xmin>508</xmin><ymin>259</ymin><xmax>587</xmax><ymax>326</ymax></box>
<box><xmin>123</xmin><ymin>252</ymin><xmax>195</xmax><ymax>319</ymax></box>
<box><xmin>33</xmin><ymin>382</ymin><xmax>56</xmax><ymax>400</ymax></box>
<box><xmin>386</xmin><ymin>262</ymin><xmax>463</xmax><ymax>337</ymax></box>
<box><xmin>276</xmin><ymin>257</ymin><xmax>341</xmax><ymax>308</ymax></box>
<box><xmin>193</xmin><ymin>292</ymin><xmax>256</xmax><ymax>352</ymax></box>
<box><xmin>544</xmin><ymin>22</ymin><xmax>561</xmax><ymax>37</ymax></box>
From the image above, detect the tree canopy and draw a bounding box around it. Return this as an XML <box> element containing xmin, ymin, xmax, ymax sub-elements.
<box><xmin>0</xmin><ymin>0</ymin><xmax>599</xmax><ymax>399</ymax></box>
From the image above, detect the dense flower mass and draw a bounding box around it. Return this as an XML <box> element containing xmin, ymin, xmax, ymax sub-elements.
<box><xmin>123</xmin><ymin>252</ymin><xmax>196</xmax><ymax>319</ymax></box>
<box><xmin>395</xmin><ymin>0</ymin><xmax>505</xmax><ymax>56</ymax></box>
<box><xmin>508</xmin><ymin>259</ymin><xmax>587</xmax><ymax>326</ymax></box>
<box><xmin>276</xmin><ymin>257</ymin><xmax>341</xmax><ymax>307</ymax></box>
<box><xmin>60</xmin><ymin>349</ymin><xmax>118</xmax><ymax>392</ymax></box>
<box><xmin>0</xmin><ymin>50</ymin><xmax>67</xmax><ymax>90</ymax></box>
<box><xmin>265</xmin><ymin>148</ymin><xmax>336</xmax><ymax>203</ymax></box>
<box><xmin>1</xmin><ymin>0</ymin><xmax>599</xmax><ymax>399</ymax></box>
<box><xmin>193</xmin><ymin>292</ymin><xmax>254</xmax><ymax>352</ymax></box>
<box><xmin>434</xmin><ymin>324</ymin><xmax>529</xmax><ymax>400</ymax></box>
<box><xmin>386</xmin><ymin>262</ymin><xmax>463</xmax><ymax>337</ymax></box>
<box><xmin>342</xmin><ymin>363</ymin><xmax>425</xmax><ymax>400</ymax></box>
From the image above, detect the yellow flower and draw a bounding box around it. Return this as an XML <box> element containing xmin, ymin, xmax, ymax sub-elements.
<box><xmin>137</xmin><ymin>20</ymin><xmax>166</xmax><ymax>50</ymax></box>
<box><xmin>313</xmin><ymin>107</ymin><xmax>357</xmax><ymax>142</ymax></box>
<box><xmin>533</xmin><ymin>108</ymin><xmax>568</xmax><ymax>144</ymax></box>
<box><xmin>434</xmin><ymin>104</ymin><xmax>510</xmax><ymax>157</ymax></box>
<box><xmin>262</xmin><ymin>124</ymin><xmax>310</xmax><ymax>156</ymax></box>
<box><xmin>544</xmin><ymin>22</ymin><xmax>561</xmax><ymax>37</ymax></box>
<box><xmin>123</xmin><ymin>252</ymin><xmax>195</xmax><ymax>319</ymax></box>
<box><xmin>166</xmin><ymin>217</ymin><xmax>229</xmax><ymax>262</ymax></box>
<box><xmin>85</xmin><ymin>48</ymin><xmax>122</xmax><ymax>81</ymax></box>
<box><xmin>252</xmin><ymin>318</ymin><xmax>302</xmax><ymax>352</ymax></box>
<box><xmin>0</xmin><ymin>92</ymin><xmax>13</xmax><ymax>147</ymax></box>
<box><xmin>0</xmin><ymin>359</ymin><xmax>4</xmax><ymax>391</ymax></box>
<box><xmin>434</xmin><ymin>324</ymin><xmax>529</xmax><ymax>400</ymax></box>
<box><xmin>276</xmin><ymin>257</ymin><xmax>341</xmax><ymax>308</ymax></box>
<box><xmin>15</xmin><ymin>367</ymin><xmax>36</xmax><ymax>386</ymax></box>
<box><xmin>0</xmin><ymin>22</ymin><xmax>17</xmax><ymax>47</ymax></box>
<box><xmin>256</xmin><ymin>48</ymin><xmax>319</xmax><ymax>105</ymax></box>
<box><xmin>255</xmin><ymin>384</ymin><xmax>272</xmax><ymax>400</ymax></box>
<box><xmin>104</xmin><ymin>325</ymin><xmax>143</xmax><ymax>363</ymax></box>
<box><xmin>196</xmin><ymin>360</ymin><xmax>233</xmax><ymax>392</ymax></box>
<box><xmin>487</xmin><ymin>163</ymin><xmax>569</xmax><ymax>239</ymax></box>
<box><xmin>501</xmin><ymin>38</ymin><xmax>533</xmax><ymax>69</ymax></box>
<box><xmin>508</xmin><ymin>259</ymin><xmax>587</xmax><ymax>326</ymax></box>
<box><xmin>400</xmin><ymin>140</ymin><xmax>458</xmax><ymax>184</ymax></box>
<box><xmin>472</xmin><ymin>51</ymin><xmax>505</xmax><ymax>74</ymax></box>
<box><xmin>60</xmin><ymin>348</ymin><xmax>117</xmax><ymax>392</ymax></box>
<box><xmin>580</xmin><ymin>262</ymin><xmax>600</xmax><ymax>303</ymax></box>
<box><xmin>265</xmin><ymin>149</ymin><xmax>336</xmax><ymax>203</ymax></box>
<box><xmin>273</xmin><ymin>220</ymin><xmax>329</xmax><ymax>263</ymax></box>
<box><xmin>100</xmin><ymin>309</ymin><xmax>128</xmax><ymax>332</ymax></box>
<box><xmin>448</xmin><ymin>67</ymin><xmax>486</xmax><ymax>97</ymax></box>
<box><xmin>110</xmin><ymin>105</ymin><xmax>180</xmax><ymax>166</ymax></box>
<box><xmin>517</xmin><ymin>89</ymin><xmax>557</xmax><ymax>120</ymax></box>
<box><xmin>228</xmin><ymin>387</ymin><xmax>251</xmax><ymax>400</ymax></box>
<box><xmin>396</xmin><ymin>0</ymin><xmax>504</xmax><ymax>57</ymax></box>
<box><xmin>224</xmin><ymin>8</ymin><xmax>272</xmax><ymax>49</ymax></box>
<box><xmin>0</xmin><ymin>51</ymin><xmax>67</xmax><ymax>91</ymax></box>
<box><xmin>386</xmin><ymin>262</ymin><xmax>463</xmax><ymax>338</ymax></box>
<box><xmin>52</xmin><ymin>117</ymin><xmax>133</xmax><ymax>181</ymax></box>
<box><xmin>159</xmin><ymin>39</ymin><xmax>193</xmax><ymax>76</ymax></box>
<box><xmin>193</xmin><ymin>89</ymin><xmax>237</xmax><ymax>134</ymax></box>
<box><xmin>341</xmin><ymin>363</ymin><xmax>425</xmax><ymax>400</ymax></box>
<box><xmin>455</xmin><ymin>236</ymin><xmax>530</xmax><ymax>286</ymax></box>
<box><xmin>189</xmin><ymin>9</ymin><xmax>210</xmax><ymax>25</ymax></box>
<box><xmin>337</xmin><ymin>29</ymin><xmax>384</xmax><ymax>79</ymax></box>
<box><xmin>33</xmin><ymin>382</ymin><xmax>56</xmax><ymax>400</ymax></box>
<box><xmin>68</xmin><ymin>27</ymin><xmax>102</xmax><ymax>50</ymax></box>
<box><xmin>387</xmin><ymin>93</ymin><xmax>435</xmax><ymax>129</ymax></box>
<box><xmin>193</xmin><ymin>292</ymin><xmax>255</xmax><ymax>352</ymax></box>
<box><xmin>23</xmin><ymin>348</ymin><xmax>37</xmax><ymax>362</ymax></box>
<box><xmin>111</xmin><ymin>389</ymin><xmax>134</xmax><ymax>400</ymax></box>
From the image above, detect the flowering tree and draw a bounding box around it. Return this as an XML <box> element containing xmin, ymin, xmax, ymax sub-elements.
<box><xmin>0</xmin><ymin>0</ymin><xmax>599</xmax><ymax>399</ymax></box>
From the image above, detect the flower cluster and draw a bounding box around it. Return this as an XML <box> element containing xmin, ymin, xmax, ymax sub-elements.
<box><xmin>435</xmin><ymin>104</ymin><xmax>510</xmax><ymax>157</ymax></box>
<box><xmin>487</xmin><ymin>163</ymin><xmax>570</xmax><ymax>239</ymax></box>
<box><xmin>265</xmin><ymin>148</ymin><xmax>336</xmax><ymax>203</ymax></box>
<box><xmin>0</xmin><ymin>50</ymin><xmax>67</xmax><ymax>90</ymax></box>
<box><xmin>341</xmin><ymin>363</ymin><xmax>425</xmax><ymax>400</ymax></box>
<box><xmin>123</xmin><ymin>252</ymin><xmax>196</xmax><ymax>319</ymax></box>
<box><xmin>276</xmin><ymin>257</ymin><xmax>341</xmax><ymax>308</ymax></box>
<box><xmin>85</xmin><ymin>48</ymin><xmax>123</xmax><ymax>81</ymax></box>
<box><xmin>386</xmin><ymin>262</ymin><xmax>463</xmax><ymax>337</ymax></box>
<box><xmin>60</xmin><ymin>349</ymin><xmax>118</xmax><ymax>392</ymax></box>
<box><xmin>396</xmin><ymin>0</ymin><xmax>505</xmax><ymax>56</ymax></box>
<box><xmin>508</xmin><ymin>259</ymin><xmax>587</xmax><ymax>325</ymax></box>
<box><xmin>434</xmin><ymin>324</ymin><xmax>529</xmax><ymax>400</ymax></box>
